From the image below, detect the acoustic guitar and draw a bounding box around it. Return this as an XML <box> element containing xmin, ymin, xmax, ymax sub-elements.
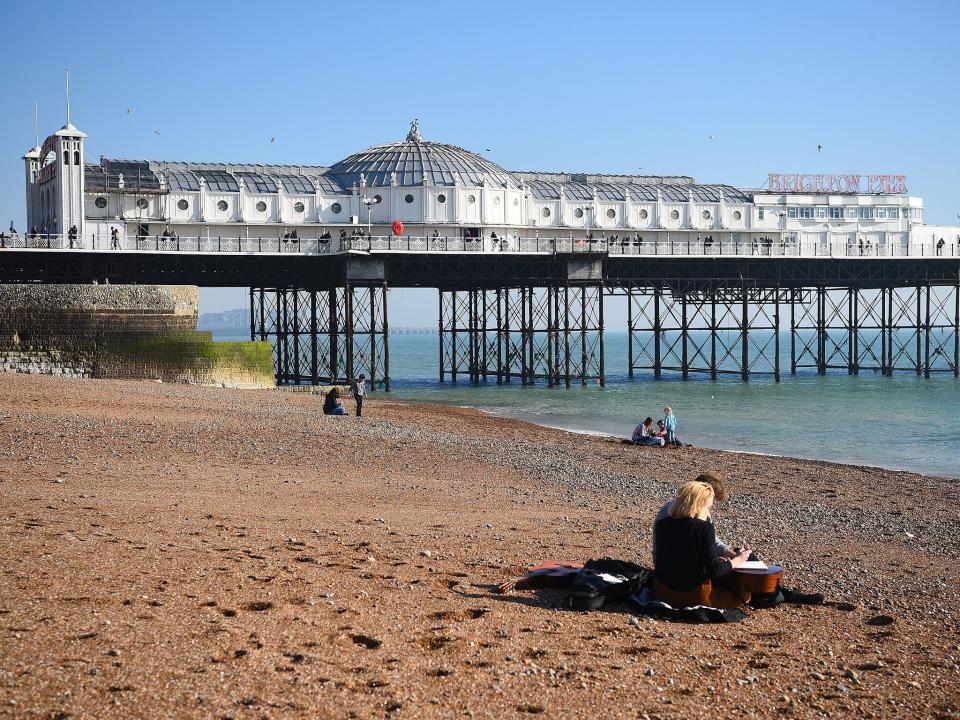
<box><xmin>733</xmin><ymin>564</ymin><xmax>784</xmax><ymax>594</ymax></box>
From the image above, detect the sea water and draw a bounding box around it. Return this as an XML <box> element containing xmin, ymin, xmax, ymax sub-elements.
<box><xmin>218</xmin><ymin>332</ymin><xmax>960</xmax><ymax>479</ymax></box>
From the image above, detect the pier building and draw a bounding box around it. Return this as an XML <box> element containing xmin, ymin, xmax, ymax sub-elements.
<box><xmin>6</xmin><ymin>118</ymin><xmax>960</xmax><ymax>388</ymax></box>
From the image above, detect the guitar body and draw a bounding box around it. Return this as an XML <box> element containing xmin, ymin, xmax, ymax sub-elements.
<box><xmin>733</xmin><ymin>564</ymin><xmax>784</xmax><ymax>594</ymax></box>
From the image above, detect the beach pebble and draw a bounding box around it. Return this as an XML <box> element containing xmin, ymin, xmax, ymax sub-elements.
<box><xmin>834</xmin><ymin>683</ymin><xmax>848</xmax><ymax>693</ymax></box>
<box><xmin>419</xmin><ymin>550</ymin><xmax>432</xmax><ymax>558</ymax></box>
<box><xmin>644</xmin><ymin>669</ymin><xmax>655</xmax><ymax>676</ymax></box>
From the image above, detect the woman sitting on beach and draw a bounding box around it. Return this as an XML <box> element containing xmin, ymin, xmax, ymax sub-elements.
<box><xmin>323</xmin><ymin>388</ymin><xmax>347</xmax><ymax>416</ymax></box>
<box><xmin>632</xmin><ymin>417</ymin><xmax>665</xmax><ymax>447</ymax></box>
<box><xmin>651</xmin><ymin>481</ymin><xmax>752</xmax><ymax>609</ymax></box>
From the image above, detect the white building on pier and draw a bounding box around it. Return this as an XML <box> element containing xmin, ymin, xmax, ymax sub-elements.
<box><xmin>21</xmin><ymin>118</ymin><xmax>960</xmax><ymax>257</ymax></box>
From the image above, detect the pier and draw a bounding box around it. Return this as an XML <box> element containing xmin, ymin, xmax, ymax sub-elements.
<box><xmin>1</xmin><ymin>234</ymin><xmax>957</xmax><ymax>387</ymax></box>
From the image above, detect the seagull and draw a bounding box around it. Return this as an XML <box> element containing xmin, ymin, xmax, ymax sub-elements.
<box><xmin>153</xmin><ymin>129</ymin><xmax>160</xmax><ymax>135</ymax></box>
<box><xmin>270</xmin><ymin>137</ymin><xmax>277</xmax><ymax>143</ymax></box>
<box><xmin>817</xmin><ymin>144</ymin><xmax>823</xmax><ymax>152</ymax></box>
<box><xmin>485</xmin><ymin>148</ymin><xmax>492</xmax><ymax>152</ymax></box>
<box><xmin>708</xmin><ymin>134</ymin><xmax>714</xmax><ymax>141</ymax></box>
<box><xmin>126</xmin><ymin>108</ymin><xmax>134</xmax><ymax>114</ymax></box>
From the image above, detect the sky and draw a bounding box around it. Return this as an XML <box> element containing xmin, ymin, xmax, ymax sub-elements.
<box><xmin>1</xmin><ymin>0</ymin><xmax>957</xmax><ymax>324</ymax></box>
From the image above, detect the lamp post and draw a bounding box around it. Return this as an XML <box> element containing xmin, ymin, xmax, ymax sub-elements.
<box><xmin>361</xmin><ymin>195</ymin><xmax>379</xmax><ymax>243</ymax></box>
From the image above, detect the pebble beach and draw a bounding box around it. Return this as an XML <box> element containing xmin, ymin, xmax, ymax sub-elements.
<box><xmin>1</xmin><ymin>374</ymin><xmax>958</xmax><ymax>719</ymax></box>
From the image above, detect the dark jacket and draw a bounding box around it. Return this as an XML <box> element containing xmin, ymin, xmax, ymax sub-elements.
<box><xmin>653</xmin><ymin>516</ymin><xmax>731</xmax><ymax>592</ymax></box>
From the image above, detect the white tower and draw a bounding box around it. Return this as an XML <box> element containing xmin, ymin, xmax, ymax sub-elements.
<box><xmin>52</xmin><ymin>120</ymin><xmax>87</xmax><ymax>237</ymax></box>
<box><xmin>22</xmin><ymin>144</ymin><xmax>42</xmax><ymax>232</ymax></box>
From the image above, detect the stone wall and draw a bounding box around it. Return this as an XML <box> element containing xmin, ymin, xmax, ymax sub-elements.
<box><xmin>0</xmin><ymin>284</ymin><xmax>274</xmax><ymax>388</ymax></box>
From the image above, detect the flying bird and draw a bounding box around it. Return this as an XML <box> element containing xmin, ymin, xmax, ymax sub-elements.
<box><xmin>485</xmin><ymin>148</ymin><xmax>492</xmax><ymax>152</ymax></box>
<box><xmin>126</xmin><ymin>108</ymin><xmax>134</xmax><ymax>114</ymax></box>
<box><xmin>153</xmin><ymin>129</ymin><xmax>160</xmax><ymax>135</ymax></box>
<box><xmin>270</xmin><ymin>137</ymin><xmax>277</xmax><ymax>143</ymax></box>
<box><xmin>708</xmin><ymin>134</ymin><xmax>714</xmax><ymax>141</ymax></box>
<box><xmin>817</xmin><ymin>144</ymin><xmax>823</xmax><ymax>152</ymax></box>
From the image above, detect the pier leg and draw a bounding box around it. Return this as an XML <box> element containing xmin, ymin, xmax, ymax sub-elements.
<box><xmin>310</xmin><ymin>290</ymin><xmax>318</xmax><ymax>383</ymax></box>
<box><xmin>916</xmin><ymin>285</ymin><xmax>922</xmax><ymax>376</ymax></box>
<box><xmin>564</xmin><ymin>285</ymin><xmax>571</xmax><ymax>388</ymax></box>
<box><xmin>711</xmin><ymin>290</ymin><xmax>718</xmax><ymax>380</ymax></box>
<box><xmin>817</xmin><ymin>286</ymin><xmax>826</xmax><ymax>375</ymax></box>
<box><xmin>774</xmin><ymin>287</ymin><xmax>781</xmax><ymax>382</ymax></box>
<box><xmin>924</xmin><ymin>283</ymin><xmax>931</xmax><ymax>379</ymax></box>
<box><xmin>681</xmin><ymin>293</ymin><xmax>689</xmax><ymax>381</ymax></box>
<box><xmin>955</xmin><ymin>278</ymin><xmax>960</xmax><ymax>378</ymax></box>
<box><xmin>654</xmin><ymin>286</ymin><xmax>662</xmax><ymax>378</ymax></box>
<box><xmin>741</xmin><ymin>280</ymin><xmax>749</xmax><ymax>382</ymax></box>
<box><xmin>627</xmin><ymin>287</ymin><xmax>634</xmax><ymax>378</ymax></box>
<box><xmin>880</xmin><ymin>287</ymin><xmax>887</xmax><ymax>375</ymax></box>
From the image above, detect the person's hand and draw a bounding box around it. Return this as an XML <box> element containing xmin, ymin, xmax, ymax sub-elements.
<box><xmin>730</xmin><ymin>548</ymin><xmax>752</xmax><ymax>569</ymax></box>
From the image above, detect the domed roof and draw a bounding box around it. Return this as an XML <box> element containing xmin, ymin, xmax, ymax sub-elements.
<box><xmin>327</xmin><ymin>120</ymin><xmax>518</xmax><ymax>189</ymax></box>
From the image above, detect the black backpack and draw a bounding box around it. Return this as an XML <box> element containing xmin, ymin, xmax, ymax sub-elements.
<box><xmin>568</xmin><ymin>558</ymin><xmax>649</xmax><ymax>611</ymax></box>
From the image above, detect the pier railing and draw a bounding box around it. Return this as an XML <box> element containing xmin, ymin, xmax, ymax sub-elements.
<box><xmin>2</xmin><ymin>232</ymin><xmax>958</xmax><ymax>259</ymax></box>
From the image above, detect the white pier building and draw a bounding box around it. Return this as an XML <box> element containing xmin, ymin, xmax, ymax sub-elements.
<box><xmin>19</xmin><ymin>119</ymin><xmax>960</xmax><ymax>258</ymax></box>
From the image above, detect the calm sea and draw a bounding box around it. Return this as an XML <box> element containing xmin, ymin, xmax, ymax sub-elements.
<box><xmin>215</xmin><ymin>331</ymin><xmax>960</xmax><ymax>479</ymax></box>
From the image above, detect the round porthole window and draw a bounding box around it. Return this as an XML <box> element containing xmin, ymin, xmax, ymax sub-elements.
<box><xmin>606</xmin><ymin>208</ymin><xmax>616</xmax><ymax>219</ymax></box>
<box><xmin>373</xmin><ymin>195</ymin><xmax>382</xmax><ymax>205</ymax></box>
<box><xmin>437</xmin><ymin>193</ymin><xmax>446</xmax><ymax>204</ymax></box>
<box><xmin>136</xmin><ymin>198</ymin><xmax>149</xmax><ymax>210</ymax></box>
<box><xmin>494</xmin><ymin>196</ymin><xmax>501</xmax><ymax>205</ymax></box>
<box><xmin>217</xmin><ymin>200</ymin><xmax>228</xmax><ymax>212</ymax></box>
<box><xmin>95</xmin><ymin>196</ymin><xmax>107</xmax><ymax>209</ymax></box>
<box><xmin>256</xmin><ymin>201</ymin><xmax>267</xmax><ymax>212</ymax></box>
<box><xmin>467</xmin><ymin>194</ymin><xmax>476</xmax><ymax>205</ymax></box>
<box><xmin>404</xmin><ymin>194</ymin><xmax>414</xmax><ymax>204</ymax></box>
<box><xmin>331</xmin><ymin>202</ymin><xmax>342</xmax><ymax>214</ymax></box>
<box><xmin>638</xmin><ymin>208</ymin><xmax>648</xmax><ymax>220</ymax></box>
<box><xmin>541</xmin><ymin>207</ymin><xmax>551</xmax><ymax>218</ymax></box>
<box><xmin>574</xmin><ymin>208</ymin><xmax>584</xmax><ymax>219</ymax></box>
<box><xmin>513</xmin><ymin>198</ymin><xmax>519</xmax><ymax>206</ymax></box>
<box><xmin>177</xmin><ymin>199</ymin><xmax>189</xmax><ymax>211</ymax></box>
<box><xmin>293</xmin><ymin>201</ymin><xmax>305</xmax><ymax>213</ymax></box>
<box><xmin>733</xmin><ymin>210</ymin><xmax>742</xmax><ymax>221</ymax></box>
<box><xmin>670</xmin><ymin>209</ymin><xmax>680</xmax><ymax>220</ymax></box>
<box><xmin>702</xmin><ymin>210</ymin><xmax>711</xmax><ymax>220</ymax></box>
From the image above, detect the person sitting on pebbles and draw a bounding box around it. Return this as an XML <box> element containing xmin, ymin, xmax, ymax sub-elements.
<box><xmin>652</xmin><ymin>471</ymin><xmax>737</xmax><ymax>560</ymax></box>
<box><xmin>651</xmin><ymin>480</ymin><xmax>753</xmax><ymax>609</ymax></box>
<box><xmin>632</xmin><ymin>417</ymin><xmax>665</xmax><ymax>447</ymax></box>
<box><xmin>322</xmin><ymin>387</ymin><xmax>347</xmax><ymax>416</ymax></box>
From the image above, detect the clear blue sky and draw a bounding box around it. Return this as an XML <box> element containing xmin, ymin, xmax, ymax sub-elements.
<box><xmin>1</xmin><ymin>0</ymin><xmax>957</xmax><ymax>322</ymax></box>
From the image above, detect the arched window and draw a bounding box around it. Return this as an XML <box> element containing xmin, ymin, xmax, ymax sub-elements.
<box><xmin>74</xmin><ymin>151</ymin><xmax>80</xmax><ymax>165</ymax></box>
<box><xmin>63</xmin><ymin>150</ymin><xmax>69</xmax><ymax>165</ymax></box>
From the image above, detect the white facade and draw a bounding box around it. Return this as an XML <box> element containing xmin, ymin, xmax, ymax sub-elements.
<box><xmin>21</xmin><ymin>120</ymin><xmax>960</xmax><ymax>256</ymax></box>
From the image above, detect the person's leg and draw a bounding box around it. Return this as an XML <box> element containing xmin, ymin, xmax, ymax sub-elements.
<box><xmin>355</xmin><ymin>396</ymin><xmax>362</xmax><ymax>417</ymax></box>
<box><xmin>332</xmin><ymin>406</ymin><xmax>347</xmax><ymax>416</ymax></box>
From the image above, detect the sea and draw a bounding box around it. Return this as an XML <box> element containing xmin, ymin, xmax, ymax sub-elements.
<box><xmin>213</xmin><ymin>331</ymin><xmax>960</xmax><ymax>479</ymax></box>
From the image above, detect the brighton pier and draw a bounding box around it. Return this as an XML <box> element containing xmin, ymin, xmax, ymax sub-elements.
<box><xmin>3</xmin><ymin>118</ymin><xmax>959</xmax><ymax>389</ymax></box>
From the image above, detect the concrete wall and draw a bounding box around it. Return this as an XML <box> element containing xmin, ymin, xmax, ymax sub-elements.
<box><xmin>0</xmin><ymin>284</ymin><xmax>274</xmax><ymax>388</ymax></box>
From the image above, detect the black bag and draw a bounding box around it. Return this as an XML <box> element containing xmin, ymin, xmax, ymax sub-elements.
<box><xmin>568</xmin><ymin>559</ymin><xmax>648</xmax><ymax>611</ymax></box>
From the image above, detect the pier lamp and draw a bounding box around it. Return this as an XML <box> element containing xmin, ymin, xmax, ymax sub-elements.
<box><xmin>361</xmin><ymin>195</ymin><xmax>380</xmax><ymax>241</ymax></box>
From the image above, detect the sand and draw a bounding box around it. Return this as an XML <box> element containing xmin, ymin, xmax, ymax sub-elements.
<box><xmin>0</xmin><ymin>374</ymin><xmax>958</xmax><ymax>719</ymax></box>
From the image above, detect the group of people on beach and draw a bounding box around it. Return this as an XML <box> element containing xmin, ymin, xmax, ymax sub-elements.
<box><xmin>631</xmin><ymin>406</ymin><xmax>681</xmax><ymax>447</ymax></box>
<box><xmin>322</xmin><ymin>374</ymin><xmax>367</xmax><ymax>417</ymax></box>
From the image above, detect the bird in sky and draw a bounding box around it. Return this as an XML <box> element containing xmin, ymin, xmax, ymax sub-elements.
<box><xmin>817</xmin><ymin>144</ymin><xmax>823</xmax><ymax>152</ymax></box>
<box><xmin>153</xmin><ymin>130</ymin><xmax>160</xmax><ymax>135</ymax></box>
<box><xmin>485</xmin><ymin>148</ymin><xmax>492</xmax><ymax>152</ymax></box>
<box><xmin>708</xmin><ymin>134</ymin><xmax>714</xmax><ymax>141</ymax></box>
<box><xmin>126</xmin><ymin>108</ymin><xmax>133</xmax><ymax>114</ymax></box>
<box><xmin>270</xmin><ymin>137</ymin><xmax>277</xmax><ymax>143</ymax></box>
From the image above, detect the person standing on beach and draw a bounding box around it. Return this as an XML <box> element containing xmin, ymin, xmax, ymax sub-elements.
<box><xmin>351</xmin><ymin>373</ymin><xmax>366</xmax><ymax>417</ymax></box>
<box><xmin>664</xmin><ymin>406</ymin><xmax>678</xmax><ymax>446</ymax></box>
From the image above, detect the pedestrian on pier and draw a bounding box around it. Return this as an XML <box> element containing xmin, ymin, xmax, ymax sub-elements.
<box><xmin>110</xmin><ymin>227</ymin><xmax>120</xmax><ymax>250</ymax></box>
<box><xmin>351</xmin><ymin>373</ymin><xmax>366</xmax><ymax>417</ymax></box>
<box><xmin>68</xmin><ymin>225</ymin><xmax>78</xmax><ymax>249</ymax></box>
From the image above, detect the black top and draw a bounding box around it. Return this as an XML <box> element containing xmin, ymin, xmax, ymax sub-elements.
<box><xmin>322</xmin><ymin>391</ymin><xmax>339</xmax><ymax>414</ymax></box>
<box><xmin>653</xmin><ymin>516</ymin><xmax>731</xmax><ymax>591</ymax></box>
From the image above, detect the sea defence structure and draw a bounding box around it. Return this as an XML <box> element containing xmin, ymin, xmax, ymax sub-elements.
<box><xmin>0</xmin><ymin>284</ymin><xmax>274</xmax><ymax>387</ymax></box>
<box><xmin>3</xmin><ymin>118</ymin><xmax>959</xmax><ymax>388</ymax></box>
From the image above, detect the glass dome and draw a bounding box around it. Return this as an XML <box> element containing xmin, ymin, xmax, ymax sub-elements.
<box><xmin>327</xmin><ymin>121</ymin><xmax>517</xmax><ymax>189</ymax></box>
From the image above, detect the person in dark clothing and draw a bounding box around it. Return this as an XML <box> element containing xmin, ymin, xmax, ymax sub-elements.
<box><xmin>651</xmin><ymin>481</ymin><xmax>752</xmax><ymax>609</ymax></box>
<box><xmin>67</xmin><ymin>225</ymin><xmax>78</xmax><ymax>248</ymax></box>
<box><xmin>322</xmin><ymin>387</ymin><xmax>347</xmax><ymax>416</ymax></box>
<box><xmin>351</xmin><ymin>373</ymin><xmax>366</xmax><ymax>417</ymax></box>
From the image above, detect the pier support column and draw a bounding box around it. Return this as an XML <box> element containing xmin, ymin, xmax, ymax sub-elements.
<box><xmin>251</xmin><ymin>282</ymin><xmax>389</xmax><ymax>389</ymax></box>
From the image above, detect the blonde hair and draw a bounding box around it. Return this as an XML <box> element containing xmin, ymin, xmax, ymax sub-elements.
<box><xmin>669</xmin><ymin>481</ymin><xmax>714</xmax><ymax>521</ymax></box>
<box><xmin>664</xmin><ymin>406</ymin><xmax>673</xmax><ymax>415</ymax></box>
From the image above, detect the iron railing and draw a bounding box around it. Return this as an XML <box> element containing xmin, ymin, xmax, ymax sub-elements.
<box><xmin>1</xmin><ymin>232</ymin><xmax>958</xmax><ymax>259</ymax></box>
